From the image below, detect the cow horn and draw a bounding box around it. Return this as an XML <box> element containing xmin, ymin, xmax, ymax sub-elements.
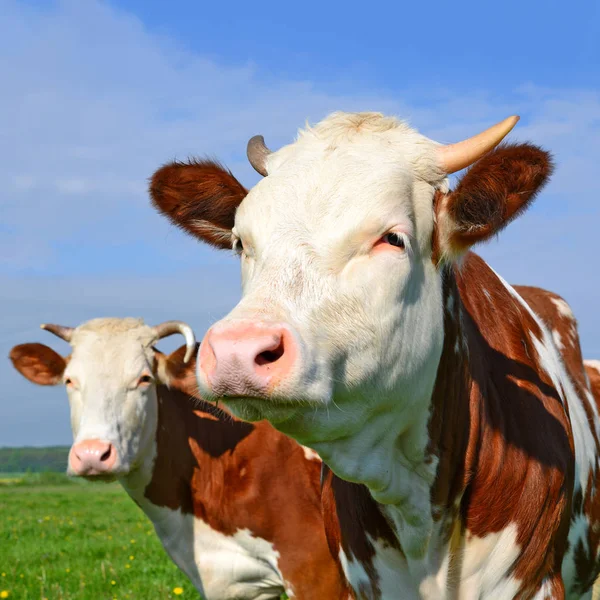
<box><xmin>436</xmin><ymin>116</ymin><xmax>520</xmax><ymax>174</ymax></box>
<box><xmin>153</xmin><ymin>321</ymin><xmax>196</xmax><ymax>364</ymax></box>
<box><xmin>41</xmin><ymin>323</ymin><xmax>74</xmax><ymax>342</ymax></box>
<box><xmin>247</xmin><ymin>135</ymin><xmax>272</xmax><ymax>177</ymax></box>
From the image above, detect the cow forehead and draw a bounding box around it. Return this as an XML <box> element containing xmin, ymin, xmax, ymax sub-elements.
<box><xmin>238</xmin><ymin>113</ymin><xmax>448</xmax><ymax>253</ymax></box>
<box><xmin>67</xmin><ymin>319</ymin><xmax>156</xmax><ymax>379</ymax></box>
<box><xmin>238</xmin><ymin>158</ymin><xmax>441</xmax><ymax>259</ymax></box>
<box><xmin>242</xmin><ymin>162</ymin><xmax>408</xmax><ymax>233</ymax></box>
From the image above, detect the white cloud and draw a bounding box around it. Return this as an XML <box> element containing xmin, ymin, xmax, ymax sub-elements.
<box><xmin>1</xmin><ymin>0</ymin><xmax>599</xmax><ymax>444</ymax></box>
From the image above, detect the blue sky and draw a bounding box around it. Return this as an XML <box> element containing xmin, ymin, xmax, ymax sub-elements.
<box><xmin>1</xmin><ymin>0</ymin><xmax>599</xmax><ymax>445</ymax></box>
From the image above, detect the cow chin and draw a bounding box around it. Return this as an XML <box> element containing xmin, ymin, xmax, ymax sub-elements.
<box><xmin>196</xmin><ymin>365</ymin><xmax>333</xmax><ymax>424</ymax></box>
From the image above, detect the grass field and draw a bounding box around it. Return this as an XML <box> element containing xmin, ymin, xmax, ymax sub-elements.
<box><xmin>0</xmin><ymin>473</ymin><xmax>199</xmax><ymax>599</ymax></box>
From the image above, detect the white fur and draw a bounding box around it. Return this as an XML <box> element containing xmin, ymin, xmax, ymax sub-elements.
<box><xmin>340</xmin><ymin>537</ymin><xmax>418</xmax><ymax>599</ymax></box>
<box><xmin>553</xmin><ymin>329</ymin><xmax>564</xmax><ymax>350</ymax></box>
<box><xmin>301</xmin><ymin>445</ymin><xmax>321</xmax><ymax>462</ymax></box>
<box><xmin>551</xmin><ymin>297</ymin><xmax>576</xmax><ymax>321</ymax></box>
<box><xmin>124</xmin><ymin>483</ymin><xmax>286</xmax><ymax>600</ymax></box>
<box><xmin>458</xmin><ymin>525</ymin><xmax>522</xmax><ymax>599</ymax></box>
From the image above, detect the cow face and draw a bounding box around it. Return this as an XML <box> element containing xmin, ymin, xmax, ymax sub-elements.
<box><xmin>10</xmin><ymin>318</ymin><xmax>196</xmax><ymax>480</ymax></box>
<box><xmin>151</xmin><ymin>112</ymin><xmax>552</xmax><ymax>451</ymax></box>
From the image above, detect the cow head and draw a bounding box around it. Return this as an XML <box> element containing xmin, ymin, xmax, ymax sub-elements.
<box><xmin>150</xmin><ymin>112</ymin><xmax>552</xmax><ymax>479</ymax></box>
<box><xmin>9</xmin><ymin>318</ymin><xmax>196</xmax><ymax>480</ymax></box>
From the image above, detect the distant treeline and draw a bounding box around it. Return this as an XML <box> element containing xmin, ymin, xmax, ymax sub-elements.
<box><xmin>0</xmin><ymin>446</ymin><xmax>70</xmax><ymax>473</ymax></box>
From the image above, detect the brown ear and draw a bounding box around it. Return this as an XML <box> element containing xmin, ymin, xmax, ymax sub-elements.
<box><xmin>9</xmin><ymin>343</ymin><xmax>67</xmax><ymax>386</ymax></box>
<box><xmin>156</xmin><ymin>343</ymin><xmax>200</xmax><ymax>397</ymax></box>
<box><xmin>149</xmin><ymin>159</ymin><xmax>247</xmax><ymax>250</ymax></box>
<box><xmin>435</xmin><ymin>143</ymin><xmax>554</xmax><ymax>260</ymax></box>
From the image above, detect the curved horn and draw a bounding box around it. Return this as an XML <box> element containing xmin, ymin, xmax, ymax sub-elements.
<box><xmin>40</xmin><ymin>323</ymin><xmax>74</xmax><ymax>343</ymax></box>
<box><xmin>437</xmin><ymin>116</ymin><xmax>520</xmax><ymax>174</ymax></box>
<box><xmin>153</xmin><ymin>321</ymin><xmax>196</xmax><ymax>364</ymax></box>
<box><xmin>247</xmin><ymin>135</ymin><xmax>272</xmax><ymax>177</ymax></box>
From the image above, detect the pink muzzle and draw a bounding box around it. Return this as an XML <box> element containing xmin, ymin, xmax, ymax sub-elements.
<box><xmin>199</xmin><ymin>321</ymin><xmax>298</xmax><ymax>397</ymax></box>
<box><xmin>69</xmin><ymin>439</ymin><xmax>117</xmax><ymax>476</ymax></box>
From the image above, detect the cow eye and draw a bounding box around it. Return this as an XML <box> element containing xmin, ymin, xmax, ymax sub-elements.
<box><xmin>138</xmin><ymin>375</ymin><xmax>153</xmax><ymax>386</ymax></box>
<box><xmin>383</xmin><ymin>232</ymin><xmax>406</xmax><ymax>249</ymax></box>
<box><xmin>65</xmin><ymin>378</ymin><xmax>72</xmax><ymax>386</ymax></box>
<box><xmin>233</xmin><ymin>237</ymin><xmax>244</xmax><ymax>255</ymax></box>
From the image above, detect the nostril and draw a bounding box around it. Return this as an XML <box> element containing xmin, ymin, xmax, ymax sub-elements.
<box><xmin>100</xmin><ymin>446</ymin><xmax>112</xmax><ymax>462</ymax></box>
<box><xmin>256</xmin><ymin>338</ymin><xmax>285</xmax><ymax>366</ymax></box>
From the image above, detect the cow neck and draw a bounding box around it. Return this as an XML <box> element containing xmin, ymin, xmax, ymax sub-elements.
<box><xmin>317</xmin><ymin>264</ymin><xmax>471</xmax><ymax>590</ymax></box>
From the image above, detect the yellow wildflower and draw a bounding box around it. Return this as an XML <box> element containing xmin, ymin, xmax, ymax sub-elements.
<box><xmin>125</xmin><ymin>565</ymin><xmax>130</xmax><ymax>569</ymax></box>
<box><xmin>0</xmin><ymin>591</ymin><xmax>9</xmax><ymax>598</ymax></box>
<box><xmin>129</xmin><ymin>556</ymin><xmax>134</xmax><ymax>561</ymax></box>
<box><xmin>111</xmin><ymin>581</ymin><xmax>116</xmax><ymax>586</ymax></box>
<box><xmin>173</xmin><ymin>588</ymin><xmax>183</xmax><ymax>596</ymax></box>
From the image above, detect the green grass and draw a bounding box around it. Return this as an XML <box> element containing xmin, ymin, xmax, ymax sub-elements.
<box><xmin>0</xmin><ymin>475</ymin><xmax>198</xmax><ymax>599</ymax></box>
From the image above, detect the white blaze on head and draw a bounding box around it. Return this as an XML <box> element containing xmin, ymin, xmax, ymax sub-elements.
<box><xmin>64</xmin><ymin>318</ymin><xmax>160</xmax><ymax>474</ymax></box>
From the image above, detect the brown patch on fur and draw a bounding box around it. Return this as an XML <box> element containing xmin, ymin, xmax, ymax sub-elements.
<box><xmin>146</xmin><ymin>389</ymin><xmax>349</xmax><ymax>598</ymax></box>
<box><xmin>9</xmin><ymin>343</ymin><xmax>67</xmax><ymax>385</ymax></box>
<box><xmin>426</xmin><ymin>254</ymin><xmax>574</xmax><ymax>596</ymax></box>
<box><xmin>428</xmin><ymin>267</ymin><xmax>471</xmax><ymax>515</ymax></box>
<box><xmin>155</xmin><ymin>343</ymin><xmax>201</xmax><ymax>397</ymax></box>
<box><xmin>149</xmin><ymin>159</ymin><xmax>247</xmax><ymax>249</ymax></box>
<box><xmin>462</xmin><ymin>255</ymin><xmax>572</xmax><ymax>593</ymax></box>
<box><xmin>515</xmin><ymin>289</ymin><xmax>600</xmax><ymax>595</ymax></box>
<box><xmin>435</xmin><ymin>143</ymin><xmax>554</xmax><ymax>257</ymax></box>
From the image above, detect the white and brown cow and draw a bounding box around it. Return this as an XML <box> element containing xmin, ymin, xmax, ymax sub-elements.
<box><xmin>149</xmin><ymin>112</ymin><xmax>600</xmax><ymax>598</ymax></box>
<box><xmin>9</xmin><ymin>318</ymin><xmax>348</xmax><ymax>600</ymax></box>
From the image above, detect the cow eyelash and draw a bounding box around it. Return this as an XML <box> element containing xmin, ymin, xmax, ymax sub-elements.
<box><xmin>382</xmin><ymin>232</ymin><xmax>406</xmax><ymax>249</ymax></box>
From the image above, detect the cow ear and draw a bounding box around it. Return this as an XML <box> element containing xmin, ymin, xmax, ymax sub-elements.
<box><xmin>434</xmin><ymin>143</ymin><xmax>554</xmax><ymax>261</ymax></box>
<box><xmin>9</xmin><ymin>343</ymin><xmax>67</xmax><ymax>386</ymax></box>
<box><xmin>156</xmin><ymin>343</ymin><xmax>199</xmax><ymax>396</ymax></box>
<box><xmin>149</xmin><ymin>159</ymin><xmax>247</xmax><ymax>250</ymax></box>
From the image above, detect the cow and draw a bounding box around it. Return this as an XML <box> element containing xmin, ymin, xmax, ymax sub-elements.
<box><xmin>149</xmin><ymin>111</ymin><xmax>600</xmax><ymax>599</ymax></box>
<box><xmin>9</xmin><ymin>318</ymin><xmax>349</xmax><ymax>600</ymax></box>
